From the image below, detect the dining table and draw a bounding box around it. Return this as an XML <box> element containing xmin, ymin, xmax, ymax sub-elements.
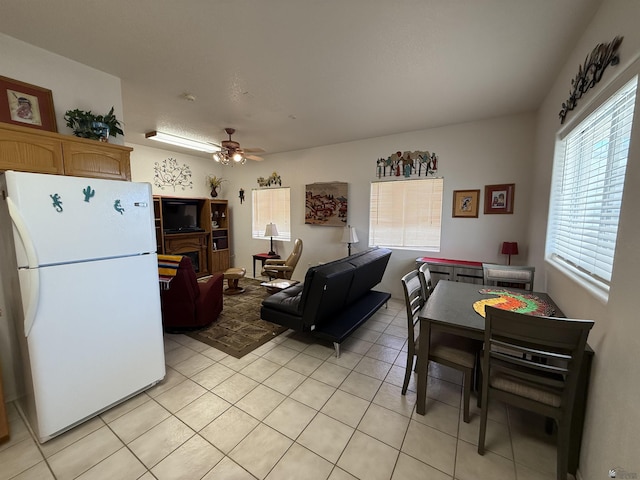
<box><xmin>415</xmin><ymin>280</ymin><xmax>593</xmax><ymax>475</ymax></box>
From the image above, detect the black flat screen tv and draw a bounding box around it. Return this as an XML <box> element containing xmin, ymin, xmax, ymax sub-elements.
<box><xmin>162</xmin><ymin>199</ymin><xmax>203</xmax><ymax>233</ymax></box>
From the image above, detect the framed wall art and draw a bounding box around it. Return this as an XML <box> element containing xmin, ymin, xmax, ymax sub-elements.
<box><xmin>0</xmin><ymin>75</ymin><xmax>57</xmax><ymax>132</ymax></box>
<box><xmin>484</xmin><ymin>183</ymin><xmax>515</xmax><ymax>214</ymax></box>
<box><xmin>305</xmin><ymin>182</ymin><xmax>348</xmax><ymax>226</ymax></box>
<box><xmin>452</xmin><ymin>189</ymin><xmax>480</xmax><ymax>218</ymax></box>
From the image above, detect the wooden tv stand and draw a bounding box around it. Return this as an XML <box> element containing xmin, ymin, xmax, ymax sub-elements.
<box><xmin>153</xmin><ymin>196</ymin><xmax>230</xmax><ymax>276</ymax></box>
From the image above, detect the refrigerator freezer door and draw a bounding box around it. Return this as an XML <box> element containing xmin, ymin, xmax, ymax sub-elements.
<box><xmin>23</xmin><ymin>254</ymin><xmax>165</xmax><ymax>442</ymax></box>
<box><xmin>4</xmin><ymin>171</ymin><xmax>156</xmax><ymax>268</ymax></box>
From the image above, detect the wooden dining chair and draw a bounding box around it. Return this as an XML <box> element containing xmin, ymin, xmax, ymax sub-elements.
<box><xmin>478</xmin><ymin>306</ymin><xmax>594</xmax><ymax>480</ymax></box>
<box><xmin>401</xmin><ymin>270</ymin><xmax>480</xmax><ymax>422</ymax></box>
<box><xmin>417</xmin><ymin>262</ymin><xmax>433</xmax><ymax>301</ymax></box>
<box><xmin>482</xmin><ymin>263</ymin><xmax>535</xmax><ymax>291</ymax></box>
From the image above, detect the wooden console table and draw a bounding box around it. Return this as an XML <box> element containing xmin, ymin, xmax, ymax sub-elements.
<box><xmin>416</xmin><ymin>256</ymin><xmax>484</xmax><ymax>286</ymax></box>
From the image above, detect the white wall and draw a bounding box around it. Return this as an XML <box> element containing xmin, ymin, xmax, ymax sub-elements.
<box><xmin>527</xmin><ymin>0</ymin><xmax>640</xmax><ymax>477</ymax></box>
<box><xmin>0</xmin><ymin>33</ymin><xmax>125</xmax><ymax>144</ymax></box>
<box><xmin>128</xmin><ymin>113</ymin><xmax>536</xmax><ymax>299</ymax></box>
<box><xmin>0</xmin><ymin>33</ymin><xmax>124</xmax><ymax>400</ymax></box>
<box><xmin>128</xmin><ymin>143</ymin><xmax>224</xmax><ymax>199</ymax></box>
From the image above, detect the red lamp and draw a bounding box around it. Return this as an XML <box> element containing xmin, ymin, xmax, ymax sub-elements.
<box><xmin>501</xmin><ymin>242</ymin><xmax>519</xmax><ymax>265</ymax></box>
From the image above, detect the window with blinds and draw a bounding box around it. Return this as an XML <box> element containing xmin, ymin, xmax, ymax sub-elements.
<box><xmin>252</xmin><ymin>187</ymin><xmax>291</xmax><ymax>241</ymax></box>
<box><xmin>369</xmin><ymin>178</ymin><xmax>443</xmax><ymax>251</ymax></box>
<box><xmin>546</xmin><ymin>76</ymin><xmax>637</xmax><ymax>286</ymax></box>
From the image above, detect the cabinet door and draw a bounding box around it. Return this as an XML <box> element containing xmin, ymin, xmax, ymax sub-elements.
<box><xmin>426</xmin><ymin>263</ymin><xmax>454</xmax><ymax>286</ymax></box>
<box><xmin>62</xmin><ymin>141</ymin><xmax>131</xmax><ymax>180</ymax></box>
<box><xmin>453</xmin><ymin>267</ymin><xmax>484</xmax><ymax>284</ymax></box>
<box><xmin>0</xmin><ymin>127</ymin><xmax>64</xmax><ymax>174</ymax></box>
<box><xmin>211</xmin><ymin>250</ymin><xmax>230</xmax><ymax>273</ymax></box>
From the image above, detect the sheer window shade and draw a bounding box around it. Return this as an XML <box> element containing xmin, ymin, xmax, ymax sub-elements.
<box><xmin>252</xmin><ymin>187</ymin><xmax>291</xmax><ymax>240</ymax></box>
<box><xmin>369</xmin><ymin>178</ymin><xmax>443</xmax><ymax>250</ymax></box>
<box><xmin>547</xmin><ymin>77</ymin><xmax>637</xmax><ymax>285</ymax></box>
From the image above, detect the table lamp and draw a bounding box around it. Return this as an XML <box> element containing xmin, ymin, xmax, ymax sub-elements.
<box><xmin>341</xmin><ymin>225</ymin><xmax>359</xmax><ymax>256</ymax></box>
<box><xmin>501</xmin><ymin>241</ymin><xmax>519</xmax><ymax>265</ymax></box>
<box><xmin>264</xmin><ymin>223</ymin><xmax>279</xmax><ymax>256</ymax></box>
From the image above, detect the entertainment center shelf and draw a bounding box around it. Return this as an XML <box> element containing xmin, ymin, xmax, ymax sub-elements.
<box><xmin>153</xmin><ymin>195</ymin><xmax>230</xmax><ymax>277</ymax></box>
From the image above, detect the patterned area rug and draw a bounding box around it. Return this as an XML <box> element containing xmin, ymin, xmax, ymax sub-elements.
<box><xmin>187</xmin><ymin>277</ymin><xmax>287</xmax><ymax>358</ymax></box>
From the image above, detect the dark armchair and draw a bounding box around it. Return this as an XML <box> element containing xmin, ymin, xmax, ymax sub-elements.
<box><xmin>159</xmin><ymin>256</ymin><xmax>223</xmax><ymax>331</ymax></box>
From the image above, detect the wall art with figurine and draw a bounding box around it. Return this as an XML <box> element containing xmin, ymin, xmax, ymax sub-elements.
<box><xmin>375</xmin><ymin>150</ymin><xmax>438</xmax><ymax>179</ymax></box>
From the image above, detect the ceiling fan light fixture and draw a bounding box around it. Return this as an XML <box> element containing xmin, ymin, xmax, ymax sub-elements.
<box><xmin>145</xmin><ymin>131</ymin><xmax>220</xmax><ymax>153</ymax></box>
<box><xmin>212</xmin><ymin>149</ymin><xmax>246</xmax><ymax>165</ymax></box>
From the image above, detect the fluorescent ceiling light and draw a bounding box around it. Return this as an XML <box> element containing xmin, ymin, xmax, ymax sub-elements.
<box><xmin>145</xmin><ymin>131</ymin><xmax>220</xmax><ymax>153</ymax></box>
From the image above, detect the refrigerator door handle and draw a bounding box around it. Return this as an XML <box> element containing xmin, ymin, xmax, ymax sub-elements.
<box><xmin>7</xmin><ymin>197</ymin><xmax>41</xmax><ymax>336</ymax></box>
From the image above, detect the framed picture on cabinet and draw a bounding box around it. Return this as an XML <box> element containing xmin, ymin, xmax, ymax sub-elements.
<box><xmin>452</xmin><ymin>189</ymin><xmax>480</xmax><ymax>218</ymax></box>
<box><xmin>484</xmin><ymin>183</ymin><xmax>515</xmax><ymax>214</ymax></box>
<box><xmin>0</xmin><ymin>75</ymin><xmax>57</xmax><ymax>132</ymax></box>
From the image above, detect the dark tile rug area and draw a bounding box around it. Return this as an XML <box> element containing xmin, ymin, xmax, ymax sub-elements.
<box><xmin>187</xmin><ymin>277</ymin><xmax>287</xmax><ymax>358</ymax></box>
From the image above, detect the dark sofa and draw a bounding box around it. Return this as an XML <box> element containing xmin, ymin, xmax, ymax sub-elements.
<box><xmin>260</xmin><ymin>247</ymin><xmax>392</xmax><ymax>356</ymax></box>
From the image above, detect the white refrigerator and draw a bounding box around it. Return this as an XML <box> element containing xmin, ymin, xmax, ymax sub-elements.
<box><xmin>0</xmin><ymin>170</ymin><xmax>165</xmax><ymax>443</ymax></box>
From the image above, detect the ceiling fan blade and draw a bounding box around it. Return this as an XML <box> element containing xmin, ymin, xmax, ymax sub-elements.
<box><xmin>246</xmin><ymin>154</ymin><xmax>264</xmax><ymax>161</ymax></box>
<box><xmin>243</xmin><ymin>147</ymin><xmax>266</xmax><ymax>154</ymax></box>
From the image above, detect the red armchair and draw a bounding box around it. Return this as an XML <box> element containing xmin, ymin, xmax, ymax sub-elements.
<box><xmin>159</xmin><ymin>256</ymin><xmax>223</xmax><ymax>331</ymax></box>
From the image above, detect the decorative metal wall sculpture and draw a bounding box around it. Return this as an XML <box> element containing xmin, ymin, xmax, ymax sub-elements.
<box><xmin>257</xmin><ymin>171</ymin><xmax>282</xmax><ymax>187</ymax></box>
<box><xmin>305</xmin><ymin>182</ymin><xmax>348</xmax><ymax>226</ymax></box>
<box><xmin>154</xmin><ymin>157</ymin><xmax>193</xmax><ymax>191</ymax></box>
<box><xmin>376</xmin><ymin>150</ymin><xmax>438</xmax><ymax>179</ymax></box>
<box><xmin>559</xmin><ymin>36</ymin><xmax>623</xmax><ymax>124</ymax></box>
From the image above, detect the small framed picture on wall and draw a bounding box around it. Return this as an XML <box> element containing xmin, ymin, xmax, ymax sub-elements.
<box><xmin>484</xmin><ymin>183</ymin><xmax>515</xmax><ymax>214</ymax></box>
<box><xmin>0</xmin><ymin>75</ymin><xmax>57</xmax><ymax>132</ymax></box>
<box><xmin>452</xmin><ymin>189</ymin><xmax>480</xmax><ymax>218</ymax></box>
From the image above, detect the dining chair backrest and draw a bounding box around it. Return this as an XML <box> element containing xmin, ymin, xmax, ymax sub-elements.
<box><xmin>479</xmin><ymin>305</ymin><xmax>594</xmax><ymax>479</ymax></box>
<box><xmin>417</xmin><ymin>262</ymin><xmax>433</xmax><ymax>301</ymax></box>
<box><xmin>402</xmin><ymin>268</ymin><xmax>480</xmax><ymax>421</ymax></box>
<box><xmin>482</xmin><ymin>263</ymin><xmax>535</xmax><ymax>291</ymax></box>
<box><xmin>401</xmin><ymin>270</ymin><xmax>423</xmax><ymax>349</ymax></box>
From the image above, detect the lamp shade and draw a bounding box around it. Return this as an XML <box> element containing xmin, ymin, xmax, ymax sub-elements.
<box><xmin>341</xmin><ymin>225</ymin><xmax>359</xmax><ymax>244</ymax></box>
<box><xmin>264</xmin><ymin>223</ymin><xmax>279</xmax><ymax>238</ymax></box>
<box><xmin>501</xmin><ymin>242</ymin><xmax>519</xmax><ymax>255</ymax></box>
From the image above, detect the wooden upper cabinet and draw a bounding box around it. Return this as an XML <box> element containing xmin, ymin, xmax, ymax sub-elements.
<box><xmin>0</xmin><ymin>122</ymin><xmax>132</xmax><ymax>181</ymax></box>
<box><xmin>62</xmin><ymin>140</ymin><xmax>131</xmax><ymax>180</ymax></box>
<box><xmin>0</xmin><ymin>125</ymin><xmax>64</xmax><ymax>174</ymax></box>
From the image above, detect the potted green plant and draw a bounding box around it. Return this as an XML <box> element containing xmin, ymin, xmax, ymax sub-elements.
<box><xmin>64</xmin><ymin>106</ymin><xmax>124</xmax><ymax>142</ymax></box>
<box><xmin>206</xmin><ymin>175</ymin><xmax>226</xmax><ymax>197</ymax></box>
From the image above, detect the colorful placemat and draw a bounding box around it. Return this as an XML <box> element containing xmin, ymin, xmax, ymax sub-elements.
<box><xmin>473</xmin><ymin>288</ymin><xmax>556</xmax><ymax>318</ymax></box>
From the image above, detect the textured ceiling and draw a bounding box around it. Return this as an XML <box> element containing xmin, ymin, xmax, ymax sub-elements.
<box><xmin>0</xmin><ymin>0</ymin><xmax>601</xmax><ymax>158</ymax></box>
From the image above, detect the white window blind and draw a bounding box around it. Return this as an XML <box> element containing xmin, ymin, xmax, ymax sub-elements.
<box><xmin>252</xmin><ymin>187</ymin><xmax>291</xmax><ymax>241</ymax></box>
<box><xmin>369</xmin><ymin>178</ymin><xmax>443</xmax><ymax>251</ymax></box>
<box><xmin>547</xmin><ymin>77</ymin><xmax>637</xmax><ymax>285</ymax></box>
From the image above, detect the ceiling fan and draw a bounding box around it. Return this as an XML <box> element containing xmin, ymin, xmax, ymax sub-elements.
<box><xmin>212</xmin><ymin>128</ymin><xmax>264</xmax><ymax>164</ymax></box>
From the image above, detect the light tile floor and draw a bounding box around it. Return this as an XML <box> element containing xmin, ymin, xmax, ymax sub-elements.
<box><xmin>1</xmin><ymin>298</ymin><xmax>567</xmax><ymax>480</ymax></box>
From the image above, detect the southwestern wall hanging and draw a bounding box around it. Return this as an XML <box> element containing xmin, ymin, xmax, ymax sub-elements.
<box><xmin>376</xmin><ymin>150</ymin><xmax>438</xmax><ymax>179</ymax></box>
<box><xmin>559</xmin><ymin>36</ymin><xmax>623</xmax><ymax>124</ymax></box>
<box><xmin>305</xmin><ymin>182</ymin><xmax>348</xmax><ymax>226</ymax></box>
